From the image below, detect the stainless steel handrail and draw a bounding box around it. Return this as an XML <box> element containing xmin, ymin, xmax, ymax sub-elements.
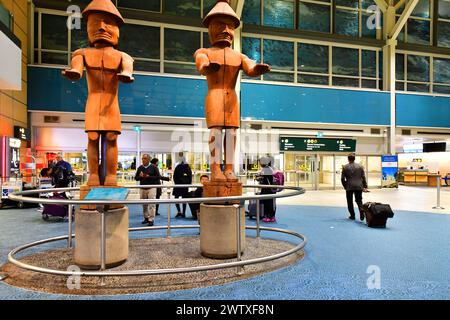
<box><xmin>8</xmin><ymin>185</ymin><xmax>305</xmax><ymax>205</ymax></box>
<box><xmin>7</xmin><ymin>225</ymin><xmax>307</xmax><ymax>277</ymax></box>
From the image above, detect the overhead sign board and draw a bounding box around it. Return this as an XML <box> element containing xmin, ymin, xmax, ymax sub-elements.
<box><xmin>280</xmin><ymin>137</ymin><xmax>356</xmax><ymax>152</ymax></box>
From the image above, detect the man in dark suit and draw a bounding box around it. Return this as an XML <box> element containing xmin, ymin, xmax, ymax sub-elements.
<box><xmin>341</xmin><ymin>153</ymin><xmax>368</xmax><ymax>221</ymax></box>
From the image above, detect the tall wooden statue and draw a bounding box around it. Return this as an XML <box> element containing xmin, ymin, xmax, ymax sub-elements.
<box><xmin>62</xmin><ymin>0</ymin><xmax>132</xmax><ymax>269</ymax></box>
<box><xmin>63</xmin><ymin>0</ymin><xmax>134</xmax><ymax>187</ymax></box>
<box><xmin>195</xmin><ymin>0</ymin><xmax>270</xmax><ymax>184</ymax></box>
<box><xmin>195</xmin><ymin>0</ymin><xmax>270</xmax><ymax>259</ymax></box>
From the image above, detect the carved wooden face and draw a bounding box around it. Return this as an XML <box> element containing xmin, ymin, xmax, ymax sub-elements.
<box><xmin>208</xmin><ymin>16</ymin><xmax>235</xmax><ymax>47</ymax></box>
<box><xmin>87</xmin><ymin>12</ymin><xmax>120</xmax><ymax>47</ymax></box>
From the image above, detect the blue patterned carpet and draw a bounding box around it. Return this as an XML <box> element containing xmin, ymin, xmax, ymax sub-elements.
<box><xmin>0</xmin><ymin>203</ymin><xmax>449</xmax><ymax>300</ymax></box>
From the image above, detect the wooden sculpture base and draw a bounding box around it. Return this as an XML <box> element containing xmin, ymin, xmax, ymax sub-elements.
<box><xmin>203</xmin><ymin>181</ymin><xmax>242</xmax><ymax>205</ymax></box>
<box><xmin>79</xmin><ymin>185</ymin><xmax>124</xmax><ymax>211</ymax></box>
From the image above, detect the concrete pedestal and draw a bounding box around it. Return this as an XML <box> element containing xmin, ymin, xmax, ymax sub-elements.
<box><xmin>74</xmin><ymin>207</ymin><xmax>129</xmax><ymax>269</ymax></box>
<box><xmin>200</xmin><ymin>204</ymin><xmax>245</xmax><ymax>259</ymax></box>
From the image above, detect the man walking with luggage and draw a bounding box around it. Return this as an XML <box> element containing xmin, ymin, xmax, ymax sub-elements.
<box><xmin>341</xmin><ymin>153</ymin><xmax>368</xmax><ymax>221</ymax></box>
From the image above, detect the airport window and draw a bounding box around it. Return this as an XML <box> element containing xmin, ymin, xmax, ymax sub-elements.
<box><xmin>262</xmin><ymin>39</ymin><xmax>295</xmax><ymax>82</ymax></box>
<box><xmin>264</xmin><ymin>0</ymin><xmax>295</xmax><ymax>28</ymax></box>
<box><xmin>298</xmin><ymin>1</ymin><xmax>331</xmax><ymax>33</ymax></box>
<box><xmin>437</xmin><ymin>0</ymin><xmax>450</xmax><ymax>47</ymax></box>
<box><xmin>243</xmin><ymin>35</ymin><xmax>379</xmax><ymax>89</ymax></box>
<box><xmin>0</xmin><ymin>2</ymin><xmax>13</xmax><ymax>30</ymax></box>
<box><xmin>242</xmin><ymin>0</ymin><xmax>262</xmax><ymax>25</ymax></box>
<box><xmin>298</xmin><ymin>43</ymin><xmax>329</xmax><ymax>74</ymax></box>
<box><xmin>163</xmin><ymin>0</ymin><xmax>201</xmax><ymax>18</ymax></box>
<box><xmin>433</xmin><ymin>57</ymin><xmax>450</xmax><ymax>94</ymax></box>
<box><xmin>164</xmin><ymin>28</ymin><xmax>200</xmax><ymax>75</ymax></box>
<box><xmin>332</xmin><ymin>47</ymin><xmax>359</xmax><ymax>76</ymax></box>
<box><xmin>203</xmin><ymin>0</ymin><xmax>216</xmax><ymax>17</ymax></box>
<box><xmin>121</xmin><ymin>24</ymin><xmax>160</xmax><ymax>72</ymax></box>
<box><xmin>396</xmin><ymin>0</ymin><xmax>432</xmax><ymax>45</ymax></box>
<box><xmin>117</xmin><ymin>0</ymin><xmax>161</xmax><ymax>13</ymax></box>
<box><xmin>335</xmin><ymin>8</ymin><xmax>359</xmax><ymax>37</ymax></box>
<box><xmin>71</xmin><ymin>20</ymin><xmax>89</xmax><ymax>50</ymax></box>
<box><xmin>396</xmin><ymin>53</ymin><xmax>435</xmax><ymax>93</ymax></box>
<box><xmin>41</xmin><ymin>14</ymin><xmax>68</xmax><ymax>51</ymax></box>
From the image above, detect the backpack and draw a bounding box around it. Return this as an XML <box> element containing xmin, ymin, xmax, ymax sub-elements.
<box><xmin>272</xmin><ymin>171</ymin><xmax>285</xmax><ymax>192</ymax></box>
<box><xmin>176</xmin><ymin>163</ymin><xmax>192</xmax><ymax>185</ymax></box>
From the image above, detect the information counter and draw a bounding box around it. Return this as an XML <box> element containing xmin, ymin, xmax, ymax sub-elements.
<box><xmin>403</xmin><ymin>170</ymin><xmax>429</xmax><ymax>185</ymax></box>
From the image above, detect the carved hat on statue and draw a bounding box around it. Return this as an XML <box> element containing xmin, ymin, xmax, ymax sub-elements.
<box><xmin>82</xmin><ymin>0</ymin><xmax>125</xmax><ymax>26</ymax></box>
<box><xmin>202</xmin><ymin>0</ymin><xmax>240</xmax><ymax>29</ymax></box>
<box><xmin>82</xmin><ymin>0</ymin><xmax>124</xmax><ymax>48</ymax></box>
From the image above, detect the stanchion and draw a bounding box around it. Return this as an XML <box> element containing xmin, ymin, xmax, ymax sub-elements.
<box><xmin>68</xmin><ymin>204</ymin><xmax>73</xmax><ymax>248</ymax></box>
<box><xmin>100</xmin><ymin>207</ymin><xmax>106</xmax><ymax>286</ymax></box>
<box><xmin>256</xmin><ymin>199</ymin><xmax>261</xmax><ymax>238</ymax></box>
<box><xmin>433</xmin><ymin>176</ymin><xmax>445</xmax><ymax>210</ymax></box>
<box><xmin>166</xmin><ymin>191</ymin><xmax>172</xmax><ymax>238</ymax></box>
<box><xmin>234</xmin><ymin>204</ymin><xmax>244</xmax><ymax>275</ymax></box>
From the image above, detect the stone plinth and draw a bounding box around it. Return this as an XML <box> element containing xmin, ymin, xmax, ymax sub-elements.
<box><xmin>75</xmin><ymin>207</ymin><xmax>129</xmax><ymax>269</ymax></box>
<box><xmin>200</xmin><ymin>204</ymin><xmax>245</xmax><ymax>259</ymax></box>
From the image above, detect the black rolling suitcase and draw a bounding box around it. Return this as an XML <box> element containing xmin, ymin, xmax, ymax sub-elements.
<box><xmin>362</xmin><ymin>202</ymin><xmax>394</xmax><ymax>228</ymax></box>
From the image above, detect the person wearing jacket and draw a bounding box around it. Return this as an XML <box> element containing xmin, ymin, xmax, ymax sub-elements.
<box><xmin>341</xmin><ymin>153</ymin><xmax>369</xmax><ymax>221</ymax></box>
<box><xmin>135</xmin><ymin>154</ymin><xmax>168</xmax><ymax>226</ymax></box>
<box><xmin>172</xmin><ymin>154</ymin><xmax>192</xmax><ymax>218</ymax></box>
<box><xmin>259</xmin><ymin>157</ymin><xmax>276</xmax><ymax>223</ymax></box>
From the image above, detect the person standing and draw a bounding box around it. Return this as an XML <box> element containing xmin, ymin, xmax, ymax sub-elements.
<box><xmin>135</xmin><ymin>154</ymin><xmax>161</xmax><ymax>226</ymax></box>
<box><xmin>172</xmin><ymin>154</ymin><xmax>192</xmax><ymax>218</ymax></box>
<box><xmin>341</xmin><ymin>153</ymin><xmax>369</xmax><ymax>221</ymax></box>
<box><xmin>259</xmin><ymin>157</ymin><xmax>276</xmax><ymax>223</ymax></box>
<box><xmin>55</xmin><ymin>154</ymin><xmax>73</xmax><ymax>172</ymax></box>
<box><xmin>151</xmin><ymin>158</ymin><xmax>169</xmax><ymax>216</ymax></box>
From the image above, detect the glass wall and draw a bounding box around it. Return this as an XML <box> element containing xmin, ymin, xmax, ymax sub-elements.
<box><xmin>396</xmin><ymin>53</ymin><xmax>450</xmax><ymax>94</ymax></box>
<box><xmin>33</xmin><ymin>9</ymin><xmax>206</xmax><ymax>75</ymax></box>
<box><xmin>242</xmin><ymin>35</ymin><xmax>380</xmax><ymax>88</ymax></box>
<box><xmin>243</xmin><ymin>0</ymin><xmax>380</xmax><ymax>38</ymax></box>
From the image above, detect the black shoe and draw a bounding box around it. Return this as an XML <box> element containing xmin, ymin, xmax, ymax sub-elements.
<box><xmin>155</xmin><ymin>212</ymin><xmax>160</xmax><ymax>216</ymax></box>
<box><xmin>360</xmin><ymin>213</ymin><xmax>365</xmax><ymax>221</ymax></box>
<box><xmin>141</xmin><ymin>218</ymin><xmax>149</xmax><ymax>224</ymax></box>
<box><xmin>148</xmin><ymin>221</ymin><xmax>154</xmax><ymax>226</ymax></box>
<box><xmin>175</xmin><ymin>213</ymin><xmax>185</xmax><ymax>218</ymax></box>
<box><xmin>348</xmin><ymin>216</ymin><xmax>355</xmax><ymax>220</ymax></box>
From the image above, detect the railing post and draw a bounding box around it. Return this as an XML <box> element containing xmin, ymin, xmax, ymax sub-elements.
<box><xmin>433</xmin><ymin>176</ymin><xmax>445</xmax><ymax>210</ymax></box>
<box><xmin>68</xmin><ymin>204</ymin><xmax>73</xmax><ymax>248</ymax></box>
<box><xmin>234</xmin><ymin>204</ymin><xmax>243</xmax><ymax>275</ymax></box>
<box><xmin>167</xmin><ymin>190</ymin><xmax>172</xmax><ymax>238</ymax></box>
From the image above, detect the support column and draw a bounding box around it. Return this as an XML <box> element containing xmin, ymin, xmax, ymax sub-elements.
<box><xmin>135</xmin><ymin>127</ymin><xmax>141</xmax><ymax>168</ymax></box>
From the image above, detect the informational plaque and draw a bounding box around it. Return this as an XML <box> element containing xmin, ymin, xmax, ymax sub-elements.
<box><xmin>85</xmin><ymin>188</ymin><xmax>129</xmax><ymax>201</ymax></box>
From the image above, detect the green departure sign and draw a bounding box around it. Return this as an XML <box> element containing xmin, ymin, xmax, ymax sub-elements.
<box><xmin>280</xmin><ymin>137</ymin><xmax>356</xmax><ymax>152</ymax></box>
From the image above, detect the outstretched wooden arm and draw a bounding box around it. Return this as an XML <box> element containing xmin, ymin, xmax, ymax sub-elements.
<box><xmin>242</xmin><ymin>54</ymin><xmax>270</xmax><ymax>77</ymax></box>
<box><xmin>62</xmin><ymin>50</ymin><xmax>84</xmax><ymax>81</ymax></box>
<box><xmin>194</xmin><ymin>50</ymin><xmax>220</xmax><ymax>76</ymax></box>
<box><xmin>118</xmin><ymin>52</ymin><xmax>135</xmax><ymax>83</ymax></box>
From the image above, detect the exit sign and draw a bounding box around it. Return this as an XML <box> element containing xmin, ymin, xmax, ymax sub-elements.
<box><xmin>280</xmin><ymin>137</ymin><xmax>356</xmax><ymax>152</ymax></box>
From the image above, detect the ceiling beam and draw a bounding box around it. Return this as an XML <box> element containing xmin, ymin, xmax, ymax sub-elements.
<box><xmin>374</xmin><ymin>0</ymin><xmax>388</xmax><ymax>13</ymax></box>
<box><xmin>389</xmin><ymin>0</ymin><xmax>419</xmax><ymax>40</ymax></box>
<box><xmin>394</xmin><ymin>0</ymin><xmax>407</xmax><ymax>11</ymax></box>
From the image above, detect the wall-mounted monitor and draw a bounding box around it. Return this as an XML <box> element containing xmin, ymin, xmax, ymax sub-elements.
<box><xmin>422</xmin><ymin>142</ymin><xmax>446</xmax><ymax>153</ymax></box>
